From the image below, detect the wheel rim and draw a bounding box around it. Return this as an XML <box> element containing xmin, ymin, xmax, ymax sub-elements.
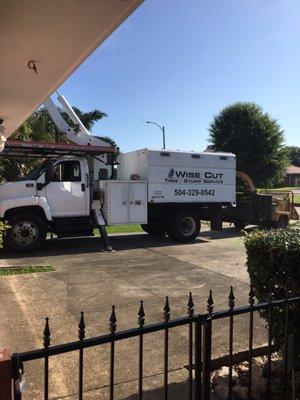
<box><xmin>12</xmin><ymin>221</ymin><xmax>39</xmax><ymax>246</ymax></box>
<box><xmin>179</xmin><ymin>217</ymin><xmax>196</xmax><ymax>236</ymax></box>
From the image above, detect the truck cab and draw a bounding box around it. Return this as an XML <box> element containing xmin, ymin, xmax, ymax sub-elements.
<box><xmin>0</xmin><ymin>135</ymin><xmax>121</xmax><ymax>252</ymax></box>
<box><xmin>0</xmin><ymin>156</ymin><xmax>92</xmax><ymax>251</ymax></box>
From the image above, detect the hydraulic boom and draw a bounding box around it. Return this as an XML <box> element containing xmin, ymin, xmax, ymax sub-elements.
<box><xmin>43</xmin><ymin>95</ymin><xmax>109</xmax><ymax>148</ymax></box>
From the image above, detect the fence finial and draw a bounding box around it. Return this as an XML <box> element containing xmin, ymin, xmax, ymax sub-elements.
<box><xmin>78</xmin><ymin>311</ymin><xmax>86</xmax><ymax>341</ymax></box>
<box><xmin>187</xmin><ymin>292</ymin><xmax>194</xmax><ymax>316</ymax></box>
<box><xmin>109</xmin><ymin>305</ymin><xmax>117</xmax><ymax>333</ymax></box>
<box><xmin>249</xmin><ymin>285</ymin><xmax>254</xmax><ymax>306</ymax></box>
<box><xmin>138</xmin><ymin>300</ymin><xmax>145</xmax><ymax>327</ymax></box>
<box><xmin>43</xmin><ymin>317</ymin><xmax>51</xmax><ymax>348</ymax></box>
<box><xmin>228</xmin><ymin>286</ymin><xmax>235</xmax><ymax>309</ymax></box>
<box><xmin>164</xmin><ymin>296</ymin><xmax>170</xmax><ymax>322</ymax></box>
<box><xmin>207</xmin><ymin>290</ymin><xmax>214</xmax><ymax>314</ymax></box>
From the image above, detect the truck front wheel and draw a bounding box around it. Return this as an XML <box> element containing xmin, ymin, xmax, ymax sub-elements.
<box><xmin>4</xmin><ymin>213</ymin><xmax>47</xmax><ymax>253</ymax></box>
<box><xmin>168</xmin><ymin>211</ymin><xmax>200</xmax><ymax>242</ymax></box>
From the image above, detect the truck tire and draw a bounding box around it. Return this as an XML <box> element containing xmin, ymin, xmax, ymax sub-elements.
<box><xmin>141</xmin><ymin>223</ymin><xmax>166</xmax><ymax>236</ymax></box>
<box><xmin>168</xmin><ymin>210</ymin><xmax>200</xmax><ymax>243</ymax></box>
<box><xmin>4</xmin><ymin>213</ymin><xmax>47</xmax><ymax>253</ymax></box>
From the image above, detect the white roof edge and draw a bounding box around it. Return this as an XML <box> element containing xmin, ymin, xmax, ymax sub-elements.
<box><xmin>122</xmin><ymin>148</ymin><xmax>236</xmax><ymax>156</ymax></box>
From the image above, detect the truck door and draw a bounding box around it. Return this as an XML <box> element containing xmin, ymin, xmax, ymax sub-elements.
<box><xmin>45</xmin><ymin>159</ymin><xmax>89</xmax><ymax>217</ymax></box>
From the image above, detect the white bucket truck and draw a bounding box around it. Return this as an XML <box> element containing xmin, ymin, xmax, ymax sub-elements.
<box><xmin>0</xmin><ymin>95</ymin><xmax>236</xmax><ymax>252</ymax></box>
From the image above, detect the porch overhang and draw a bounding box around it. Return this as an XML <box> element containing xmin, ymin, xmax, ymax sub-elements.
<box><xmin>0</xmin><ymin>0</ymin><xmax>143</xmax><ymax>139</ymax></box>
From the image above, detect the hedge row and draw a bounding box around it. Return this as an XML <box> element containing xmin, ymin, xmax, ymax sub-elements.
<box><xmin>244</xmin><ymin>228</ymin><xmax>300</xmax><ymax>363</ymax></box>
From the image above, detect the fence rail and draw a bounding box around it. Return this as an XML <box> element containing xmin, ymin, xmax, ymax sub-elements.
<box><xmin>11</xmin><ymin>288</ymin><xmax>300</xmax><ymax>400</ymax></box>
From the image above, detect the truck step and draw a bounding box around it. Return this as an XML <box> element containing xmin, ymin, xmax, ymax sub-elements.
<box><xmin>52</xmin><ymin>217</ymin><xmax>94</xmax><ymax>235</ymax></box>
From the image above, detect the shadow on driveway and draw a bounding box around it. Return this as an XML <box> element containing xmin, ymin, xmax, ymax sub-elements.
<box><xmin>0</xmin><ymin>227</ymin><xmax>245</xmax><ymax>260</ymax></box>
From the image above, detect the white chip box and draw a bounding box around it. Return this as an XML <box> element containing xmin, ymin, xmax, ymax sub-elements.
<box><xmin>118</xmin><ymin>149</ymin><xmax>236</xmax><ymax>204</ymax></box>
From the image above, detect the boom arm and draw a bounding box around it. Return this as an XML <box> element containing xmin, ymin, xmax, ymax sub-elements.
<box><xmin>44</xmin><ymin>95</ymin><xmax>110</xmax><ymax>148</ymax></box>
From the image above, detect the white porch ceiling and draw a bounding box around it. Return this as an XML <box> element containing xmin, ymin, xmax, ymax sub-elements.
<box><xmin>0</xmin><ymin>0</ymin><xmax>143</xmax><ymax>138</ymax></box>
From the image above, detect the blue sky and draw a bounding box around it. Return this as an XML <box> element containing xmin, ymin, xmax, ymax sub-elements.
<box><xmin>59</xmin><ymin>0</ymin><xmax>300</xmax><ymax>152</ymax></box>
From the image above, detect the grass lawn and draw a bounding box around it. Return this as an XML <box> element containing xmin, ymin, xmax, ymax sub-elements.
<box><xmin>106</xmin><ymin>224</ymin><xmax>143</xmax><ymax>234</ymax></box>
<box><xmin>94</xmin><ymin>224</ymin><xmax>143</xmax><ymax>236</ymax></box>
<box><xmin>270</xmin><ymin>186</ymin><xmax>299</xmax><ymax>191</ymax></box>
<box><xmin>0</xmin><ymin>265</ymin><xmax>54</xmax><ymax>276</ymax></box>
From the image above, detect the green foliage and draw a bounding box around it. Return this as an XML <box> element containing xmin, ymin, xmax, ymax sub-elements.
<box><xmin>209</xmin><ymin>102</ymin><xmax>289</xmax><ymax>187</ymax></box>
<box><xmin>93</xmin><ymin>224</ymin><xmax>142</xmax><ymax>236</ymax></box>
<box><xmin>0</xmin><ymin>221</ymin><xmax>9</xmax><ymax>248</ymax></box>
<box><xmin>71</xmin><ymin>108</ymin><xmax>107</xmax><ymax>131</ymax></box>
<box><xmin>286</xmin><ymin>146</ymin><xmax>300</xmax><ymax>167</ymax></box>
<box><xmin>0</xmin><ymin>265</ymin><xmax>54</xmax><ymax>276</ymax></box>
<box><xmin>15</xmin><ymin>106</ymin><xmax>107</xmax><ymax>142</ymax></box>
<box><xmin>95</xmin><ymin>135</ymin><xmax>119</xmax><ymax>163</ymax></box>
<box><xmin>244</xmin><ymin>228</ymin><xmax>300</xmax><ymax>355</ymax></box>
<box><xmin>97</xmin><ymin>136</ymin><xmax>118</xmax><ymax>149</ymax></box>
<box><xmin>0</xmin><ymin>222</ymin><xmax>4</xmax><ymax>247</ymax></box>
<box><xmin>0</xmin><ymin>105</ymin><xmax>107</xmax><ymax>182</ymax></box>
<box><xmin>106</xmin><ymin>224</ymin><xmax>142</xmax><ymax>234</ymax></box>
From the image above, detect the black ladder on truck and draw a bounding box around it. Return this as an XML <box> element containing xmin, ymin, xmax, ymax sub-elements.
<box><xmin>93</xmin><ymin>209</ymin><xmax>113</xmax><ymax>251</ymax></box>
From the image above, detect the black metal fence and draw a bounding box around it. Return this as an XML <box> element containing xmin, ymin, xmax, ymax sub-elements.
<box><xmin>11</xmin><ymin>287</ymin><xmax>300</xmax><ymax>400</ymax></box>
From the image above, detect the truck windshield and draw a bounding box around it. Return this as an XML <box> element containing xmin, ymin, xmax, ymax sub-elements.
<box><xmin>24</xmin><ymin>162</ymin><xmax>46</xmax><ymax>180</ymax></box>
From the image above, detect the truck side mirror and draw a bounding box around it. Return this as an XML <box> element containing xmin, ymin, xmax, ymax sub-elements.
<box><xmin>36</xmin><ymin>160</ymin><xmax>54</xmax><ymax>191</ymax></box>
<box><xmin>45</xmin><ymin>160</ymin><xmax>54</xmax><ymax>185</ymax></box>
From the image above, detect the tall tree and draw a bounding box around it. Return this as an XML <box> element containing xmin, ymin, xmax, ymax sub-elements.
<box><xmin>208</xmin><ymin>102</ymin><xmax>289</xmax><ymax>187</ymax></box>
<box><xmin>286</xmin><ymin>146</ymin><xmax>300</xmax><ymax>167</ymax></box>
<box><xmin>0</xmin><ymin>106</ymin><xmax>117</xmax><ymax>181</ymax></box>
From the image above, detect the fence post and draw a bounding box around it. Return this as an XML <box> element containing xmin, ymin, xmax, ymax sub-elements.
<box><xmin>11</xmin><ymin>353</ymin><xmax>22</xmax><ymax>400</ymax></box>
<box><xmin>194</xmin><ymin>318</ymin><xmax>202</xmax><ymax>400</ymax></box>
<box><xmin>0</xmin><ymin>349</ymin><xmax>12</xmax><ymax>400</ymax></box>
<box><xmin>202</xmin><ymin>317</ymin><xmax>212</xmax><ymax>399</ymax></box>
<box><xmin>202</xmin><ymin>290</ymin><xmax>213</xmax><ymax>400</ymax></box>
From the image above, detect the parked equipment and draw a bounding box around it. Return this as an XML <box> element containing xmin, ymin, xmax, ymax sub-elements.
<box><xmin>220</xmin><ymin>172</ymin><xmax>299</xmax><ymax>230</ymax></box>
<box><xmin>259</xmin><ymin>189</ymin><xmax>299</xmax><ymax>228</ymax></box>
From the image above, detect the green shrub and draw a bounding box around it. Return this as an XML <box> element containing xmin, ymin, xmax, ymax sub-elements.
<box><xmin>0</xmin><ymin>221</ymin><xmax>7</xmax><ymax>248</ymax></box>
<box><xmin>244</xmin><ymin>228</ymin><xmax>300</xmax><ymax>358</ymax></box>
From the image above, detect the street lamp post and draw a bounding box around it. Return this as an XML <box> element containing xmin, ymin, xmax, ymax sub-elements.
<box><xmin>144</xmin><ymin>121</ymin><xmax>166</xmax><ymax>149</ymax></box>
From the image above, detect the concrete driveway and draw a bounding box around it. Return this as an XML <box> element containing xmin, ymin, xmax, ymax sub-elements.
<box><xmin>0</xmin><ymin>227</ymin><xmax>266</xmax><ymax>400</ymax></box>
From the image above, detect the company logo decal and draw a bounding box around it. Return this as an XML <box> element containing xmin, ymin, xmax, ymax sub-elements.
<box><xmin>167</xmin><ymin>168</ymin><xmax>175</xmax><ymax>179</ymax></box>
<box><xmin>165</xmin><ymin>169</ymin><xmax>224</xmax><ymax>184</ymax></box>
